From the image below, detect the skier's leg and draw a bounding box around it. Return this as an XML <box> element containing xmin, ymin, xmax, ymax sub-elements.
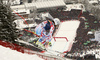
<box><xmin>48</xmin><ymin>41</ymin><xmax>52</xmax><ymax>47</ymax></box>
<box><xmin>43</xmin><ymin>39</ymin><xmax>52</xmax><ymax>48</ymax></box>
<box><xmin>29</xmin><ymin>37</ymin><xmax>39</xmax><ymax>44</ymax></box>
<box><xmin>36</xmin><ymin>39</ymin><xmax>45</xmax><ymax>49</ymax></box>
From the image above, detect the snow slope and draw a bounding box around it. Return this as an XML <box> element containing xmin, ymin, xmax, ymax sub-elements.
<box><xmin>0</xmin><ymin>45</ymin><xmax>43</xmax><ymax>60</ymax></box>
<box><xmin>0</xmin><ymin>20</ymin><xmax>80</xmax><ymax>60</ymax></box>
<box><xmin>49</xmin><ymin>20</ymin><xmax>80</xmax><ymax>53</ymax></box>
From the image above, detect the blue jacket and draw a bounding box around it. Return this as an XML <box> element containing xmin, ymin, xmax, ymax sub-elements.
<box><xmin>35</xmin><ymin>21</ymin><xmax>54</xmax><ymax>44</ymax></box>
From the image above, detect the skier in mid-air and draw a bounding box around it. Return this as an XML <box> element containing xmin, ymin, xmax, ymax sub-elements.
<box><xmin>35</xmin><ymin>17</ymin><xmax>60</xmax><ymax>49</ymax></box>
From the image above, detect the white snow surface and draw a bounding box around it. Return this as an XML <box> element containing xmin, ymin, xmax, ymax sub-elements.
<box><xmin>0</xmin><ymin>45</ymin><xmax>44</xmax><ymax>60</ymax></box>
<box><xmin>0</xmin><ymin>20</ymin><xmax>80</xmax><ymax>60</ymax></box>
<box><xmin>49</xmin><ymin>20</ymin><xmax>80</xmax><ymax>53</ymax></box>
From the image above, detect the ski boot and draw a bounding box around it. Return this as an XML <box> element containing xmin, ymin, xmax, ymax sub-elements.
<box><xmin>48</xmin><ymin>42</ymin><xmax>52</xmax><ymax>47</ymax></box>
<box><xmin>36</xmin><ymin>41</ymin><xmax>45</xmax><ymax>49</ymax></box>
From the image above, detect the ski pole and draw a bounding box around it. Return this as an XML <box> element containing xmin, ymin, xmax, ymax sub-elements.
<box><xmin>13</xmin><ymin>11</ymin><xmax>32</xmax><ymax>31</ymax></box>
<box><xmin>24</xmin><ymin>29</ymin><xmax>40</xmax><ymax>37</ymax></box>
<box><xmin>13</xmin><ymin>11</ymin><xmax>28</xmax><ymax>25</ymax></box>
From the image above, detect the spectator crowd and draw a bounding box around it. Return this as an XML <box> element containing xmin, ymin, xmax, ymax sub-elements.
<box><xmin>49</xmin><ymin>9</ymin><xmax>100</xmax><ymax>59</ymax></box>
<box><xmin>64</xmin><ymin>11</ymin><xmax>100</xmax><ymax>59</ymax></box>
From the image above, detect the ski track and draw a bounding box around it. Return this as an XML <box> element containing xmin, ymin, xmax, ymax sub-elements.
<box><xmin>49</xmin><ymin>20</ymin><xmax>80</xmax><ymax>53</ymax></box>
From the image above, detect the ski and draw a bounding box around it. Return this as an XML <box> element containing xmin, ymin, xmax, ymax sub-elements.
<box><xmin>15</xmin><ymin>39</ymin><xmax>46</xmax><ymax>52</ymax></box>
<box><xmin>15</xmin><ymin>39</ymin><xmax>67</xmax><ymax>58</ymax></box>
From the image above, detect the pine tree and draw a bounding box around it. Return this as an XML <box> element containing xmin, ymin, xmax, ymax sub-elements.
<box><xmin>0</xmin><ymin>1</ymin><xmax>18</xmax><ymax>42</ymax></box>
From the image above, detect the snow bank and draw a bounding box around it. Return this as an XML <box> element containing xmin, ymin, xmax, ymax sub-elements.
<box><xmin>0</xmin><ymin>45</ymin><xmax>44</xmax><ymax>60</ymax></box>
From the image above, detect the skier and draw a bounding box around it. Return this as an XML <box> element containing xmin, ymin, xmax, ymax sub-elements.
<box><xmin>35</xmin><ymin>17</ymin><xmax>60</xmax><ymax>49</ymax></box>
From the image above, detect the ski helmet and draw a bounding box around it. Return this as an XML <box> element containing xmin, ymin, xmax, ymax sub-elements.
<box><xmin>46</xmin><ymin>17</ymin><xmax>53</xmax><ymax>21</ymax></box>
<box><xmin>53</xmin><ymin>18</ymin><xmax>60</xmax><ymax>25</ymax></box>
<box><xmin>44</xmin><ymin>21</ymin><xmax>51</xmax><ymax>30</ymax></box>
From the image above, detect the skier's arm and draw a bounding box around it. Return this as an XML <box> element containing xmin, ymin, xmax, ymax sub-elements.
<box><xmin>47</xmin><ymin>24</ymin><xmax>55</xmax><ymax>42</ymax></box>
<box><xmin>35</xmin><ymin>24</ymin><xmax>43</xmax><ymax>36</ymax></box>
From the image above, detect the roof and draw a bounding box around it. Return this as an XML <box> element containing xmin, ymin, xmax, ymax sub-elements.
<box><xmin>11</xmin><ymin>0</ymin><xmax>66</xmax><ymax>10</ymax></box>
<box><xmin>33</xmin><ymin>0</ymin><xmax>66</xmax><ymax>9</ymax></box>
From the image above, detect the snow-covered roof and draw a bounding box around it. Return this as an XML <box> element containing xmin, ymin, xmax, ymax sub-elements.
<box><xmin>13</xmin><ymin>18</ymin><xmax>37</xmax><ymax>29</ymax></box>
<box><xmin>34</xmin><ymin>0</ymin><xmax>65</xmax><ymax>9</ymax></box>
<box><xmin>39</xmin><ymin>12</ymin><xmax>54</xmax><ymax>20</ymax></box>
<box><xmin>89</xmin><ymin>0</ymin><xmax>98</xmax><ymax>4</ymax></box>
<box><xmin>12</xmin><ymin>9</ymin><xmax>30</xmax><ymax>15</ymax></box>
<box><xmin>11</xmin><ymin>0</ymin><xmax>66</xmax><ymax>10</ymax></box>
<box><xmin>63</xmin><ymin>3</ymin><xmax>85</xmax><ymax>11</ymax></box>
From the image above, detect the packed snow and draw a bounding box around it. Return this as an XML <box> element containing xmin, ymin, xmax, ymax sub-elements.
<box><xmin>49</xmin><ymin>20</ymin><xmax>80</xmax><ymax>53</ymax></box>
<box><xmin>0</xmin><ymin>45</ymin><xmax>43</xmax><ymax>60</ymax></box>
